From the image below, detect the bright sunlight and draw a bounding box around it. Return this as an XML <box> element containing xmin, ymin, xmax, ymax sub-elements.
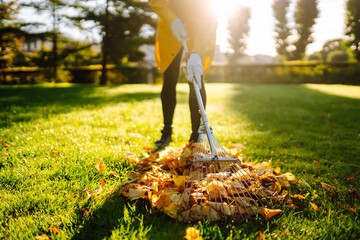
<box><xmin>210</xmin><ymin>0</ymin><xmax>276</xmax><ymax>56</ymax></box>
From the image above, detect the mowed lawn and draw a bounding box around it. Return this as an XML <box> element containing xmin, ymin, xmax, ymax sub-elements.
<box><xmin>0</xmin><ymin>83</ymin><xmax>359</xmax><ymax>239</ymax></box>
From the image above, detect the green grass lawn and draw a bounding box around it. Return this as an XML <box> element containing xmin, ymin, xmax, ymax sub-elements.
<box><xmin>0</xmin><ymin>83</ymin><xmax>359</xmax><ymax>239</ymax></box>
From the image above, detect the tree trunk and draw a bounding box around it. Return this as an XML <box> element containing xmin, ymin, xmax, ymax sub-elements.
<box><xmin>100</xmin><ymin>0</ymin><xmax>109</xmax><ymax>85</ymax></box>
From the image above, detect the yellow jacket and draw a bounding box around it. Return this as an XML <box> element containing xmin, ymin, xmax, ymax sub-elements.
<box><xmin>149</xmin><ymin>0</ymin><xmax>217</xmax><ymax>73</ymax></box>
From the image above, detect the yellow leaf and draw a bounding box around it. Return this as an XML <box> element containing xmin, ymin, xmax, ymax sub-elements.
<box><xmin>185</xmin><ymin>227</ymin><xmax>203</xmax><ymax>240</ymax></box>
<box><xmin>95</xmin><ymin>158</ymin><xmax>106</xmax><ymax>173</ymax></box>
<box><xmin>320</xmin><ymin>182</ymin><xmax>336</xmax><ymax>191</ymax></box>
<box><xmin>173</xmin><ymin>176</ymin><xmax>186</xmax><ymax>187</ymax></box>
<box><xmin>289</xmin><ymin>194</ymin><xmax>306</xmax><ymax>199</ymax></box>
<box><xmin>260</xmin><ymin>207</ymin><xmax>282</xmax><ymax>220</ymax></box>
<box><xmin>309</xmin><ymin>202</ymin><xmax>319</xmax><ymax>211</ymax></box>
<box><xmin>163</xmin><ymin>202</ymin><xmax>180</xmax><ymax>219</ymax></box>
<box><xmin>34</xmin><ymin>234</ymin><xmax>50</xmax><ymax>240</ymax></box>
<box><xmin>276</xmin><ymin>175</ymin><xmax>290</xmax><ymax>187</ymax></box>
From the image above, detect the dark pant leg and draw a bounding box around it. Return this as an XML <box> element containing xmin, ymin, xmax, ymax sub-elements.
<box><xmin>161</xmin><ymin>48</ymin><xmax>183</xmax><ymax>134</ymax></box>
<box><xmin>188</xmin><ymin>77</ymin><xmax>206</xmax><ymax>137</ymax></box>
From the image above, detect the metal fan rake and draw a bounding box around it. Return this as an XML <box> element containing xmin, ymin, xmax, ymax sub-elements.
<box><xmin>178</xmin><ymin>40</ymin><xmax>278</xmax><ymax>222</ymax></box>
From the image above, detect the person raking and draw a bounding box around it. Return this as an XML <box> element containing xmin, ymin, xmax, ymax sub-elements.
<box><xmin>149</xmin><ymin>0</ymin><xmax>217</xmax><ymax>148</ymax></box>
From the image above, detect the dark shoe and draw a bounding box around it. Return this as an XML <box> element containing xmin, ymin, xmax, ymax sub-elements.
<box><xmin>155</xmin><ymin>131</ymin><xmax>172</xmax><ymax>148</ymax></box>
<box><xmin>189</xmin><ymin>133</ymin><xmax>199</xmax><ymax>143</ymax></box>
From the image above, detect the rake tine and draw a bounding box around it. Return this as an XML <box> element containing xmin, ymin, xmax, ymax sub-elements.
<box><xmin>222</xmin><ymin>160</ymin><xmax>256</xmax><ymax>217</ymax></box>
<box><xmin>214</xmin><ymin>162</ymin><xmax>235</xmax><ymax>220</ymax></box>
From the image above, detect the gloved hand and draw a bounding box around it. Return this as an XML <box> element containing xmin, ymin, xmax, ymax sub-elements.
<box><xmin>187</xmin><ymin>53</ymin><xmax>204</xmax><ymax>89</ymax></box>
<box><xmin>171</xmin><ymin>18</ymin><xmax>187</xmax><ymax>41</ymax></box>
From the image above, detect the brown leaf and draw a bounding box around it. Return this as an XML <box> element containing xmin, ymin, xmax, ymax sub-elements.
<box><xmin>95</xmin><ymin>158</ymin><xmax>106</xmax><ymax>173</ymax></box>
<box><xmin>347</xmin><ymin>170</ymin><xmax>359</xmax><ymax>180</ymax></box>
<box><xmin>347</xmin><ymin>206</ymin><xmax>356</xmax><ymax>214</ymax></box>
<box><xmin>52</xmin><ymin>151</ymin><xmax>59</xmax><ymax>157</ymax></box>
<box><xmin>50</xmin><ymin>226</ymin><xmax>61</xmax><ymax>235</ymax></box>
<box><xmin>320</xmin><ymin>182</ymin><xmax>336</xmax><ymax>191</ymax></box>
<box><xmin>348</xmin><ymin>190</ymin><xmax>359</xmax><ymax>200</ymax></box>
<box><xmin>314</xmin><ymin>160</ymin><xmax>319</xmax><ymax>165</ymax></box>
<box><xmin>100</xmin><ymin>178</ymin><xmax>107</xmax><ymax>186</ymax></box>
<box><xmin>81</xmin><ymin>208</ymin><xmax>89</xmax><ymax>218</ymax></box>
<box><xmin>4</xmin><ymin>143</ymin><xmax>10</xmax><ymax>148</ymax></box>
<box><xmin>309</xmin><ymin>202</ymin><xmax>319</xmax><ymax>212</ymax></box>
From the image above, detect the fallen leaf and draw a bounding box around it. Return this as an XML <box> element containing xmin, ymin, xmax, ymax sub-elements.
<box><xmin>185</xmin><ymin>227</ymin><xmax>203</xmax><ymax>240</ymax></box>
<box><xmin>282</xmin><ymin>228</ymin><xmax>289</xmax><ymax>235</ymax></box>
<box><xmin>302</xmin><ymin>178</ymin><xmax>311</xmax><ymax>188</ymax></box>
<box><xmin>309</xmin><ymin>202</ymin><xmax>318</xmax><ymax>212</ymax></box>
<box><xmin>326</xmin><ymin>193</ymin><xmax>334</xmax><ymax>199</ymax></box>
<box><xmin>260</xmin><ymin>207</ymin><xmax>282</xmax><ymax>220</ymax></box>
<box><xmin>348</xmin><ymin>190</ymin><xmax>359</xmax><ymax>200</ymax></box>
<box><xmin>50</xmin><ymin>226</ymin><xmax>61</xmax><ymax>235</ymax></box>
<box><xmin>52</xmin><ymin>151</ymin><xmax>59</xmax><ymax>157</ymax></box>
<box><xmin>95</xmin><ymin>158</ymin><xmax>106</xmax><ymax>173</ymax></box>
<box><xmin>90</xmin><ymin>186</ymin><xmax>103</xmax><ymax>197</ymax></box>
<box><xmin>347</xmin><ymin>206</ymin><xmax>356</xmax><ymax>214</ymax></box>
<box><xmin>290</xmin><ymin>194</ymin><xmax>306</xmax><ymax>199</ymax></box>
<box><xmin>347</xmin><ymin>170</ymin><xmax>359</xmax><ymax>180</ymax></box>
<box><xmin>129</xmin><ymin>187</ymin><xmax>148</xmax><ymax>200</ymax></box>
<box><xmin>34</xmin><ymin>234</ymin><xmax>49</xmax><ymax>240</ymax></box>
<box><xmin>314</xmin><ymin>160</ymin><xmax>319</xmax><ymax>165</ymax></box>
<box><xmin>4</xmin><ymin>143</ymin><xmax>10</xmax><ymax>148</ymax></box>
<box><xmin>320</xmin><ymin>182</ymin><xmax>336</xmax><ymax>191</ymax></box>
<box><xmin>81</xmin><ymin>208</ymin><xmax>89</xmax><ymax>218</ymax></box>
<box><xmin>100</xmin><ymin>178</ymin><xmax>107</xmax><ymax>186</ymax></box>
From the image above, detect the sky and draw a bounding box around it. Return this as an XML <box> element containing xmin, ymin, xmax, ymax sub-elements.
<box><xmin>19</xmin><ymin>0</ymin><xmax>347</xmax><ymax>57</ymax></box>
<box><xmin>211</xmin><ymin>0</ymin><xmax>347</xmax><ymax>56</ymax></box>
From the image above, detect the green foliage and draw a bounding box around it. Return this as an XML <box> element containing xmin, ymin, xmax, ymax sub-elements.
<box><xmin>291</xmin><ymin>0</ymin><xmax>319</xmax><ymax>60</ymax></box>
<box><xmin>306</xmin><ymin>52</ymin><xmax>322</xmax><ymax>62</ymax></box>
<box><xmin>77</xmin><ymin>0</ymin><xmax>155</xmax><ymax>84</ymax></box>
<box><xmin>320</xmin><ymin>39</ymin><xmax>349</xmax><ymax>61</ymax></box>
<box><xmin>227</xmin><ymin>6</ymin><xmax>251</xmax><ymax>63</ymax></box>
<box><xmin>273</xmin><ymin>0</ymin><xmax>291</xmax><ymax>60</ymax></box>
<box><xmin>205</xmin><ymin>62</ymin><xmax>360</xmax><ymax>84</ymax></box>
<box><xmin>345</xmin><ymin>0</ymin><xmax>360</xmax><ymax>61</ymax></box>
<box><xmin>0</xmin><ymin>1</ymin><xmax>23</xmax><ymax>69</ymax></box>
<box><xmin>327</xmin><ymin>50</ymin><xmax>349</xmax><ymax>62</ymax></box>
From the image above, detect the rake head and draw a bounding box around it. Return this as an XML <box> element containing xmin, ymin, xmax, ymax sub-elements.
<box><xmin>178</xmin><ymin>131</ymin><xmax>279</xmax><ymax>222</ymax></box>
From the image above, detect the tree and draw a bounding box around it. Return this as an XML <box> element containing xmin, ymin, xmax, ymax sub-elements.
<box><xmin>345</xmin><ymin>0</ymin><xmax>360</xmax><ymax>61</ymax></box>
<box><xmin>291</xmin><ymin>0</ymin><xmax>319</xmax><ymax>60</ymax></box>
<box><xmin>227</xmin><ymin>6</ymin><xmax>250</xmax><ymax>63</ymax></box>
<box><xmin>0</xmin><ymin>0</ymin><xmax>24</xmax><ymax>82</ymax></box>
<box><xmin>78</xmin><ymin>0</ymin><xmax>155</xmax><ymax>84</ymax></box>
<box><xmin>320</xmin><ymin>39</ymin><xmax>348</xmax><ymax>61</ymax></box>
<box><xmin>22</xmin><ymin>0</ymin><xmax>80</xmax><ymax>81</ymax></box>
<box><xmin>272</xmin><ymin>0</ymin><xmax>291</xmax><ymax>60</ymax></box>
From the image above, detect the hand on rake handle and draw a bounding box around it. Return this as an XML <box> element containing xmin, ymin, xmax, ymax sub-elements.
<box><xmin>186</xmin><ymin>53</ymin><xmax>204</xmax><ymax>89</ymax></box>
<box><xmin>171</xmin><ymin>18</ymin><xmax>188</xmax><ymax>41</ymax></box>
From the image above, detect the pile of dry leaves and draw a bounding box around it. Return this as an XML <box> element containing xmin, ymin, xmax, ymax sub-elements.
<box><xmin>118</xmin><ymin>143</ymin><xmax>299</xmax><ymax>221</ymax></box>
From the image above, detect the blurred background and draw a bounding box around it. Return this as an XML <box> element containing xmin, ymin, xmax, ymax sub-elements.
<box><xmin>0</xmin><ymin>0</ymin><xmax>359</xmax><ymax>85</ymax></box>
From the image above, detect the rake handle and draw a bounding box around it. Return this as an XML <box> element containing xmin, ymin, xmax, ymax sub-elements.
<box><xmin>182</xmin><ymin>40</ymin><xmax>218</xmax><ymax>160</ymax></box>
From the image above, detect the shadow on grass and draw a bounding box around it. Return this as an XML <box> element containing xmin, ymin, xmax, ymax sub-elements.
<box><xmin>227</xmin><ymin>84</ymin><xmax>360</xmax><ymax>174</ymax></box>
<box><xmin>0</xmin><ymin>85</ymin><xmax>160</xmax><ymax>128</ymax></box>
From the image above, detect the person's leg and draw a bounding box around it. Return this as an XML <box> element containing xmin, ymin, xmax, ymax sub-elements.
<box><xmin>155</xmin><ymin>48</ymin><xmax>183</xmax><ymax>147</ymax></box>
<box><xmin>188</xmin><ymin>77</ymin><xmax>206</xmax><ymax>142</ymax></box>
